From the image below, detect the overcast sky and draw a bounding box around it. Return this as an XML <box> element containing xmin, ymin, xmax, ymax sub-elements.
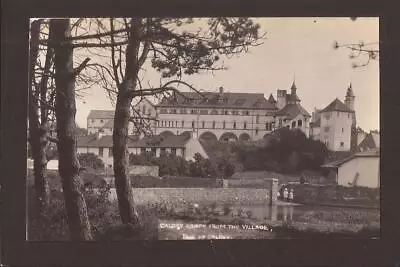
<box><xmin>75</xmin><ymin>17</ymin><xmax>379</xmax><ymax>132</ymax></box>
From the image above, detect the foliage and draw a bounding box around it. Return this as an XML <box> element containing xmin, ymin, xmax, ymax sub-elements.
<box><xmin>28</xmin><ymin>183</ymin><xmax>159</xmax><ymax>241</ymax></box>
<box><xmin>129</xmin><ymin>152</ymin><xmax>227</xmax><ymax>178</ymax></box>
<box><xmin>234</xmin><ymin>128</ymin><xmax>329</xmax><ymax>174</ymax></box>
<box><xmin>78</xmin><ymin>153</ymin><xmax>105</xmax><ymax>170</ymax></box>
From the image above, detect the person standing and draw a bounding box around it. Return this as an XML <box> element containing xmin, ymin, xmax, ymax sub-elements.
<box><xmin>288</xmin><ymin>189</ymin><xmax>294</xmax><ymax>202</ymax></box>
<box><xmin>283</xmin><ymin>187</ymin><xmax>289</xmax><ymax>201</ymax></box>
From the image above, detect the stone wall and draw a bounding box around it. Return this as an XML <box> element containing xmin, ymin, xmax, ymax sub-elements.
<box><xmin>109</xmin><ymin>185</ymin><xmax>278</xmax><ymax>206</ymax></box>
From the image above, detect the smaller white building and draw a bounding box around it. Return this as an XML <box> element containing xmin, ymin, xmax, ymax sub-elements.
<box><xmin>322</xmin><ymin>150</ymin><xmax>380</xmax><ymax>188</ymax></box>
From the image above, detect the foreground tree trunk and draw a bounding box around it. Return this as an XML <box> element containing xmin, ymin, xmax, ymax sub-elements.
<box><xmin>51</xmin><ymin>18</ymin><xmax>92</xmax><ymax>240</ymax></box>
<box><xmin>29</xmin><ymin>19</ymin><xmax>50</xmax><ymax>209</ymax></box>
<box><xmin>113</xmin><ymin>18</ymin><xmax>142</xmax><ymax>224</ymax></box>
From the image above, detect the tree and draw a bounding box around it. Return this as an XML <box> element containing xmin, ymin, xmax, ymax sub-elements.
<box><xmin>99</xmin><ymin>17</ymin><xmax>263</xmax><ymax>224</ymax></box>
<box><xmin>333</xmin><ymin>40</ymin><xmax>379</xmax><ymax>68</ymax></box>
<box><xmin>28</xmin><ymin>19</ymin><xmax>55</xmax><ymax>210</ymax></box>
<box><xmin>50</xmin><ymin>17</ymin><xmax>263</xmax><ymax>225</ymax></box>
<box><xmin>50</xmin><ymin>19</ymin><xmax>92</xmax><ymax>240</ymax></box>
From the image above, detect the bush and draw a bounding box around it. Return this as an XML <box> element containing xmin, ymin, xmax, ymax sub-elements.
<box><xmin>27</xmin><ymin>182</ymin><xmax>159</xmax><ymax>241</ymax></box>
<box><xmin>78</xmin><ymin>153</ymin><xmax>105</xmax><ymax>171</ymax></box>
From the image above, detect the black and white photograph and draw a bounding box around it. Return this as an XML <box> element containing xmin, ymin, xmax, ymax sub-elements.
<box><xmin>26</xmin><ymin>17</ymin><xmax>380</xmax><ymax>241</ymax></box>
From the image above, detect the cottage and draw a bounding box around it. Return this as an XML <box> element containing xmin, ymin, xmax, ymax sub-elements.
<box><xmin>322</xmin><ymin>150</ymin><xmax>380</xmax><ymax>188</ymax></box>
<box><xmin>76</xmin><ymin>131</ymin><xmax>208</xmax><ymax>168</ymax></box>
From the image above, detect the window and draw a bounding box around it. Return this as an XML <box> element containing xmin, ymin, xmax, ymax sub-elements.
<box><xmin>191</xmin><ymin>109</ymin><xmax>197</xmax><ymax>114</ymax></box>
<box><xmin>255</xmin><ymin>128</ymin><xmax>259</xmax><ymax>135</ymax></box>
<box><xmin>151</xmin><ymin>148</ymin><xmax>157</xmax><ymax>156</ymax></box>
<box><xmin>141</xmin><ymin>148</ymin><xmax>146</xmax><ymax>154</ymax></box>
<box><xmin>223</xmin><ymin>121</ymin><xmax>226</xmax><ymax>129</ymax></box>
<box><xmin>265</xmin><ymin>123</ymin><xmax>271</xmax><ymax>131</ymax></box>
<box><xmin>298</xmin><ymin>119</ymin><xmax>302</xmax><ymax>127</ymax></box>
<box><xmin>224</xmin><ymin>110</ymin><xmax>229</xmax><ymax>115</ymax></box>
<box><xmin>143</xmin><ymin>106</ymin><xmax>146</xmax><ymax>114</ymax></box>
<box><xmin>175</xmin><ymin>121</ymin><xmax>178</xmax><ymax>127</ymax></box>
<box><xmin>160</xmin><ymin>148</ymin><xmax>166</xmax><ymax>155</ymax></box>
<box><xmin>342</xmin><ymin>128</ymin><xmax>344</xmax><ymax>133</ymax></box>
<box><xmin>161</xmin><ymin>121</ymin><xmax>164</xmax><ymax>127</ymax></box>
<box><xmin>202</xmin><ymin>121</ymin><xmax>205</xmax><ymax>128</ymax></box>
<box><xmin>192</xmin><ymin>121</ymin><xmax>195</xmax><ymax>128</ymax></box>
<box><xmin>340</xmin><ymin>142</ymin><xmax>344</xmax><ymax>147</ymax></box>
<box><xmin>181</xmin><ymin>120</ymin><xmax>184</xmax><ymax>127</ymax></box>
<box><xmin>212</xmin><ymin>121</ymin><xmax>216</xmax><ymax>129</ymax></box>
<box><xmin>108</xmin><ymin>148</ymin><xmax>113</xmax><ymax>157</ymax></box>
<box><xmin>168</xmin><ymin>121</ymin><xmax>171</xmax><ymax>127</ymax></box>
<box><xmin>243</xmin><ymin>122</ymin><xmax>247</xmax><ymax>129</ymax></box>
<box><xmin>233</xmin><ymin>121</ymin><xmax>236</xmax><ymax>129</ymax></box>
<box><xmin>245</xmin><ymin>111</ymin><xmax>250</xmax><ymax>116</ymax></box>
<box><xmin>100</xmin><ymin>119</ymin><xmax>104</xmax><ymax>123</ymax></box>
<box><xmin>324</xmin><ymin>126</ymin><xmax>330</xmax><ymax>132</ymax></box>
<box><xmin>256</xmin><ymin>115</ymin><xmax>260</xmax><ymax>123</ymax></box>
<box><xmin>171</xmin><ymin>148</ymin><xmax>177</xmax><ymax>156</ymax></box>
<box><xmin>292</xmin><ymin>121</ymin><xmax>296</xmax><ymax>128</ymax></box>
<box><xmin>99</xmin><ymin>147</ymin><xmax>104</xmax><ymax>157</ymax></box>
<box><xmin>324</xmin><ymin>113</ymin><xmax>331</xmax><ymax>120</ymax></box>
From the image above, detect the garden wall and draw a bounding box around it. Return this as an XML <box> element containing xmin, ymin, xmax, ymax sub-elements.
<box><xmin>109</xmin><ymin>187</ymin><xmax>278</xmax><ymax>206</ymax></box>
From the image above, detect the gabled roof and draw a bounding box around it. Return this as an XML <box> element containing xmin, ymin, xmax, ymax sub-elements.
<box><xmin>320</xmin><ymin>98</ymin><xmax>354</xmax><ymax>113</ymax></box>
<box><xmin>276</xmin><ymin>103</ymin><xmax>311</xmax><ymax>119</ymax></box>
<box><xmin>156</xmin><ymin>91</ymin><xmax>276</xmax><ymax>110</ymax></box>
<box><xmin>322</xmin><ymin>150</ymin><xmax>379</xmax><ymax>168</ymax></box>
<box><xmin>133</xmin><ymin>134</ymin><xmax>191</xmax><ymax>148</ymax></box>
<box><xmin>77</xmin><ymin>134</ymin><xmax>140</xmax><ymax>148</ymax></box>
<box><xmin>357</xmin><ymin>132</ymin><xmax>380</xmax><ymax>152</ymax></box>
<box><xmin>87</xmin><ymin>110</ymin><xmax>115</xmax><ymax>119</ymax></box>
<box><xmin>268</xmin><ymin>94</ymin><xmax>277</xmax><ymax>103</ymax></box>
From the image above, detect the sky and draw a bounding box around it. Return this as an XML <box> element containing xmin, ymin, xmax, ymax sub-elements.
<box><xmin>75</xmin><ymin>17</ymin><xmax>379</xmax><ymax>132</ymax></box>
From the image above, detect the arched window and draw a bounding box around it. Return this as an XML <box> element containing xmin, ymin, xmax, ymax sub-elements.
<box><xmin>233</xmin><ymin>121</ymin><xmax>236</xmax><ymax>129</ymax></box>
<box><xmin>212</xmin><ymin>121</ymin><xmax>216</xmax><ymax>129</ymax></box>
<box><xmin>202</xmin><ymin>121</ymin><xmax>205</xmax><ymax>128</ymax></box>
<box><xmin>292</xmin><ymin>121</ymin><xmax>296</xmax><ymax>128</ymax></box>
<box><xmin>243</xmin><ymin>122</ymin><xmax>247</xmax><ymax>129</ymax></box>
<box><xmin>223</xmin><ymin>121</ymin><xmax>226</xmax><ymax>129</ymax></box>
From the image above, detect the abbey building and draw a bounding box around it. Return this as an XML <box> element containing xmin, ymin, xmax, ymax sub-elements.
<box><xmin>86</xmin><ymin>82</ymin><xmax>358</xmax><ymax>152</ymax></box>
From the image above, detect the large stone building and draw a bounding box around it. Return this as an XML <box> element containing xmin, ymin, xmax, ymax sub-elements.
<box><xmin>154</xmin><ymin>82</ymin><xmax>311</xmax><ymax>142</ymax></box>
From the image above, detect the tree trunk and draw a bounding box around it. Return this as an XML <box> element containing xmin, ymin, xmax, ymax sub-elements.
<box><xmin>112</xmin><ymin>18</ymin><xmax>142</xmax><ymax>224</ymax></box>
<box><xmin>29</xmin><ymin>19</ymin><xmax>50</xmax><ymax>209</ymax></box>
<box><xmin>51</xmin><ymin>19</ymin><xmax>92</xmax><ymax>240</ymax></box>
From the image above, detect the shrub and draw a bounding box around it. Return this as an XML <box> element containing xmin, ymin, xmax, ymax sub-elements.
<box><xmin>78</xmin><ymin>153</ymin><xmax>105</xmax><ymax>171</ymax></box>
<box><xmin>27</xmin><ymin>182</ymin><xmax>159</xmax><ymax>241</ymax></box>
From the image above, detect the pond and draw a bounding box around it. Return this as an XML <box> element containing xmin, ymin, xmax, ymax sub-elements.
<box><xmin>157</xmin><ymin>201</ymin><xmax>380</xmax><ymax>240</ymax></box>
